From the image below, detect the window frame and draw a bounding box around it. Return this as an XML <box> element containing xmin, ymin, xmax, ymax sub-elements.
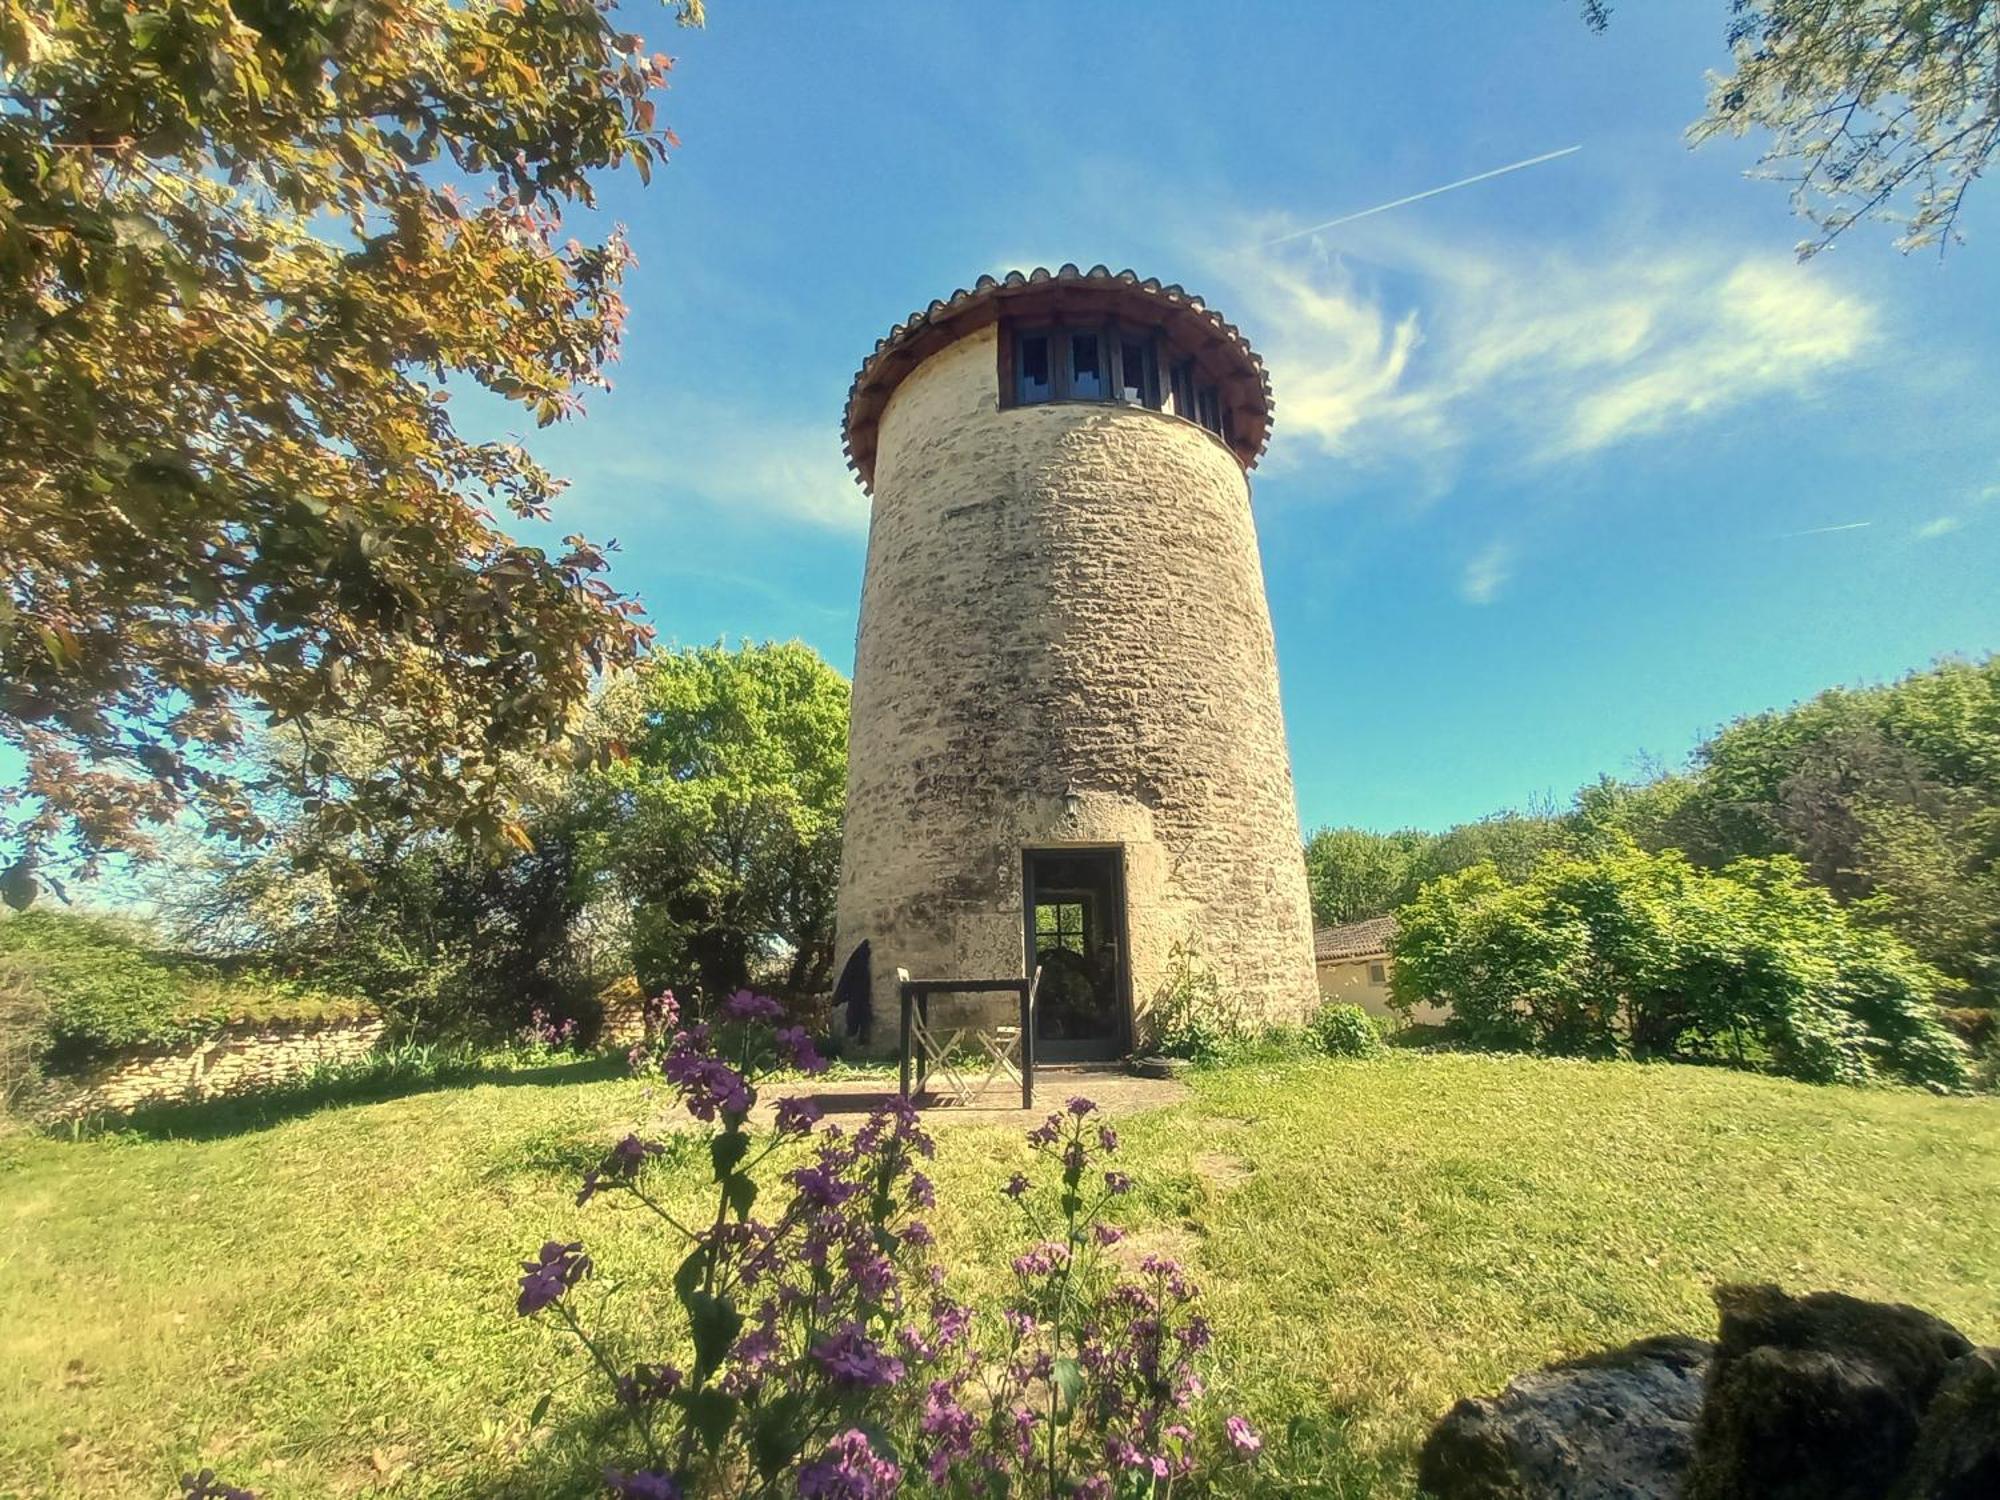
<box><xmin>1014</xmin><ymin>327</ymin><xmax>1056</xmax><ymax>406</ymax></box>
<box><xmin>1000</xmin><ymin>319</ymin><xmax>1235</xmax><ymax>444</ymax></box>
<box><xmin>1034</xmin><ymin>899</ymin><xmax>1090</xmax><ymax>956</ymax></box>
<box><xmin>1064</xmin><ymin>328</ymin><xmax>1108</xmax><ymax>401</ymax></box>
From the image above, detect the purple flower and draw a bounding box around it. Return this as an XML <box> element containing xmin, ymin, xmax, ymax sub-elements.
<box><xmin>1026</xmin><ymin>1116</ymin><xmax>1061</xmax><ymax>1147</ymax></box>
<box><xmin>610</xmin><ymin>1134</ymin><xmax>664</xmax><ymax>1173</ymax></box>
<box><xmin>604</xmin><ymin>1468</ymin><xmax>682</xmax><ymax>1500</ymax></box>
<box><xmin>1008</xmin><ymin>1406</ymin><xmax>1040</xmax><ymax>1459</ymax></box>
<box><xmin>810</xmin><ymin>1322</ymin><xmax>906</xmax><ymax>1387</ymax></box>
<box><xmin>845</xmin><ymin>1246</ymin><xmax>897</xmax><ymax>1301</ymax></box>
<box><xmin>1097</xmin><ymin>1123</ymin><xmax>1119</xmax><ymax>1153</ymax></box>
<box><xmin>661</xmin><ymin>1050</ymin><xmax>751</xmax><ymax>1122</ymax></box>
<box><xmin>774</xmin><ymin>1024</ymin><xmax>829</xmax><ymax>1075</ymax></box>
<box><xmin>787</xmin><ymin>1162</ymin><xmax>861</xmax><ymax>1208</ymax></box>
<box><xmin>1067</xmin><ymin>1096</ymin><xmax>1097</xmax><ymax>1117</ymax></box>
<box><xmin>1011</xmin><ymin>1240</ymin><xmax>1070</xmax><ymax>1277</ymax></box>
<box><xmin>1104</xmin><ymin>1170</ymin><xmax>1132</xmax><ymax>1196</ymax></box>
<box><xmin>180</xmin><ymin>1472</ymin><xmax>257</xmax><ymax>1500</ymax></box>
<box><xmin>907</xmin><ymin>1172</ymin><xmax>935</xmax><ymax>1209</ymax></box>
<box><xmin>516</xmin><ymin>1240</ymin><xmax>591</xmax><ymax>1316</ymax></box>
<box><xmin>644</xmin><ymin>989</ymin><xmax>680</xmax><ymax>1032</ymax></box>
<box><xmin>578</xmin><ymin>1134</ymin><xmax>666</xmax><ymax>1205</ymax></box>
<box><xmin>1003</xmin><ymin>1172</ymin><xmax>1031</xmax><ymax>1200</ymax></box>
<box><xmin>798</xmin><ymin>1429</ymin><xmax>902</xmax><ymax>1500</ymax></box>
<box><xmin>774</xmin><ymin>1094</ymin><xmax>824</xmax><ymax>1136</ymax></box>
<box><xmin>900</xmin><ymin>1221</ymin><xmax>935</xmax><ymax>1249</ymax></box>
<box><xmin>1225</xmin><ymin>1415</ymin><xmax>1263</xmax><ymax>1455</ymax></box>
<box><xmin>919</xmin><ymin>1382</ymin><xmax>976</xmax><ymax>1480</ymax></box>
<box><xmin>1093</xmin><ymin>1223</ymin><xmax>1125</xmax><ymax>1246</ymax></box>
<box><xmin>614</xmin><ymin>1363</ymin><xmax>683</xmax><ymax>1407</ymax></box>
<box><xmin>725</xmin><ymin>988</ymin><xmax>784</xmax><ymax>1023</ymax></box>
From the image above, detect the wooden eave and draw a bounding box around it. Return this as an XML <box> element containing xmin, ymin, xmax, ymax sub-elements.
<box><xmin>841</xmin><ymin>264</ymin><xmax>1276</xmax><ymax>492</ymax></box>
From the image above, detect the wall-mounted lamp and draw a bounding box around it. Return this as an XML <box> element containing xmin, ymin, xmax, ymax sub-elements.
<box><xmin>1062</xmin><ymin>784</ymin><xmax>1082</xmax><ymax>821</ymax></box>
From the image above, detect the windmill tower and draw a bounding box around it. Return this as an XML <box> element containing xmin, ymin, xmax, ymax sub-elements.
<box><xmin>835</xmin><ymin>265</ymin><xmax>1318</xmax><ymax>1057</ymax></box>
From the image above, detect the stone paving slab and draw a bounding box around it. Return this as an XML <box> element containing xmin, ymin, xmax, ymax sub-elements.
<box><xmin>758</xmin><ymin>1065</ymin><xmax>1190</xmax><ymax>1126</ymax></box>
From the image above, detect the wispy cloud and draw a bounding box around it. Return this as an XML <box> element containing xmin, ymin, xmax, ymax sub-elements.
<box><xmin>1916</xmin><ymin>516</ymin><xmax>1962</xmax><ymax>540</ymax></box>
<box><xmin>1461</xmin><ymin>542</ymin><xmax>1513</xmax><ymax>604</ymax></box>
<box><xmin>1779</xmin><ymin>521</ymin><xmax>1873</xmax><ymax>538</ymax></box>
<box><xmin>531</xmin><ymin>399</ymin><xmax>869</xmax><ymax>535</ymax></box>
<box><xmin>1199</xmin><ymin>227</ymin><xmax>1876</xmax><ymax>479</ymax></box>
<box><xmin>1262</xmin><ymin>146</ymin><xmax>1582</xmax><ymax>246</ymax></box>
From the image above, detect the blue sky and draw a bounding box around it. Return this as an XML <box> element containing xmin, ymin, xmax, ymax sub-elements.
<box><xmin>493</xmin><ymin>0</ymin><xmax>2000</xmax><ymax>835</ymax></box>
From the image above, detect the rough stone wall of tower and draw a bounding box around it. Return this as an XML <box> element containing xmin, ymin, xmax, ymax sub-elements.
<box><xmin>836</xmin><ymin>324</ymin><xmax>1320</xmax><ymax>1046</ymax></box>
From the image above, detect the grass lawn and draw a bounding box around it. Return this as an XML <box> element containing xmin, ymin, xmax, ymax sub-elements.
<box><xmin>2</xmin><ymin>1052</ymin><xmax>1997</xmax><ymax>1498</ymax></box>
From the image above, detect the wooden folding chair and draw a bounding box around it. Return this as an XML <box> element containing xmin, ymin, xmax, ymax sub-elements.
<box><xmin>898</xmin><ymin>967</ymin><xmax>1042</xmax><ymax>1109</ymax></box>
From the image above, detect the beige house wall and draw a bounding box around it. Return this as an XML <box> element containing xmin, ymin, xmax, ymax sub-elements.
<box><xmin>836</xmin><ymin>324</ymin><xmax>1319</xmax><ymax>1050</ymax></box>
<box><xmin>1316</xmin><ymin>955</ymin><xmax>1450</xmax><ymax>1026</ymax></box>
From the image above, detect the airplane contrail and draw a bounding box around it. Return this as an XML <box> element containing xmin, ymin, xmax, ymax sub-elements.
<box><xmin>1779</xmin><ymin>521</ymin><xmax>1873</xmax><ymax>537</ymax></box>
<box><xmin>1263</xmin><ymin>145</ymin><xmax>1584</xmax><ymax>246</ymax></box>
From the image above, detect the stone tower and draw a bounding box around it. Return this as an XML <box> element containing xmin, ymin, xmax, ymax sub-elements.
<box><xmin>836</xmin><ymin>264</ymin><xmax>1318</xmax><ymax>1057</ymax></box>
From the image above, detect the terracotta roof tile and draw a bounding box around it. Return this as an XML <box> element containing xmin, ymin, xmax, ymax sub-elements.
<box><xmin>841</xmin><ymin>264</ymin><xmax>1275</xmax><ymax>491</ymax></box>
<box><xmin>1313</xmin><ymin>915</ymin><xmax>1398</xmax><ymax>963</ymax></box>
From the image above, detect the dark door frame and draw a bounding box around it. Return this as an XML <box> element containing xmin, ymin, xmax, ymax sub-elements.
<box><xmin>1021</xmin><ymin>844</ymin><xmax>1133</xmax><ymax>1061</ymax></box>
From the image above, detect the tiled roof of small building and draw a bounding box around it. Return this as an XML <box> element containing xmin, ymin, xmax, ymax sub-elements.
<box><xmin>1313</xmin><ymin>915</ymin><xmax>1398</xmax><ymax>963</ymax></box>
<box><xmin>840</xmin><ymin>264</ymin><xmax>1275</xmax><ymax>491</ymax></box>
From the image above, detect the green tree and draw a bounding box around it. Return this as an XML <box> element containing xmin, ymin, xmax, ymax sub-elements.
<box><xmin>1396</xmin><ymin>810</ymin><xmax>1569</xmax><ymax>905</ymax></box>
<box><xmin>1392</xmin><ymin>840</ymin><xmax>1966</xmax><ymax>1089</ymax></box>
<box><xmin>1566</xmin><ymin>771</ymin><xmax>1700</xmax><ymax>855</ymax></box>
<box><xmin>588</xmin><ymin>642</ymin><xmax>849</xmax><ymax>1006</ymax></box>
<box><xmin>1589</xmin><ymin>1</ymin><xmax>2000</xmax><ymax>257</ymax></box>
<box><xmin>1302</xmin><ymin>826</ymin><xmax>1429</xmax><ymax>925</ymax></box>
<box><xmin>1677</xmin><ymin>657</ymin><xmax>2000</xmax><ymax>1004</ymax></box>
<box><xmin>0</xmin><ymin>0</ymin><xmax>703</xmax><ymax>902</ymax></box>
<box><xmin>161</xmin><ymin>719</ymin><xmax>616</xmax><ymax>1038</ymax></box>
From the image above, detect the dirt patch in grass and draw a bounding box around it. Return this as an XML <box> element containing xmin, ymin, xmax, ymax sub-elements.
<box><xmin>1108</xmin><ymin>1223</ymin><xmax>1204</xmax><ymax>1274</ymax></box>
<box><xmin>1193</xmin><ymin>1151</ymin><xmax>1255</xmax><ymax>1188</ymax></box>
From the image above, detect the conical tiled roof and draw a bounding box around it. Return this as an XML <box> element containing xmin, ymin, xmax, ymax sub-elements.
<box><xmin>841</xmin><ymin>264</ymin><xmax>1274</xmax><ymax>491</ymax></box>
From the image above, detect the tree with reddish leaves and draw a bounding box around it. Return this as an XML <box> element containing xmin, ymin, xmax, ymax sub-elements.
<box><xmin>0</xmin><ymin>0</ymin><xmax>703</xmax><ymax>904</ymax></box>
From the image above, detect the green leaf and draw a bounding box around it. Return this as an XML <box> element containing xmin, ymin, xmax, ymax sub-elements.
<box><xmin>748</xmin><ymin>1390</ymin><xmax>809</xmax><ymax>1477</ymax></box>
<box><xmin>124</xmin><ymin>11</ymin><xmax>169</xmax><ymax>49</ymax></box>
<box><xmin>672</xmin><ymin>1243</ymin><xmax>709</xmax><ymax>1303</ymax></box>
<box><xmin>2</xmin><ymin>861</ymin><xmax>37</xmax><ymax>912</ymax></box>
<box><xmin>724</xmin><ymin>1172</ymin><xmax>757</xmax><ymax>1220</ymax></box>
<box><xmin>1051</xmin><ymin>1356</ymin><xmax>1083</xmax><ymax>1415</ymax></box>
<box><xmin>709</xmin><ymin>1129</ymin><xmax>749</xmax><ymax>1182</ymax></box>
<box><xmin>679</xmin><ymin>1386</ymin><xmax>738</xmax><ymax>1454</ymax></box>
<box><xmin>528</xmin><ymin>1391</ymin><xmax>552</xmax><ymax>1428</ymax></box>
<box><xmin>685</xmin><ymin>1291</ymin><xmax>741</xmax><ymax>1379</ymax></box>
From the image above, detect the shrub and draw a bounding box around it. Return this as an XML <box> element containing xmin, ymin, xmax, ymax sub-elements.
<box><xmin>1310</xmin><ymin>1002</ymin><xmax>1384</xmax><ymax>1059</ymax></box>
<box><xmin>1140</xmin><ymin>941</ymin><xmax>1244</xmax><ymax>1063</ymax></box>
<box><xmin>1391</xmin><ymin>842</ymin><xmax>1968</xmax><ymax>1089</ymax></box>
<box><xmin>521</xmin><ymin>991</ymin><xmax>1263</xmax><ymax>1496</ymax></box>
<box><xmin>0</xmin><ymin>911</ymin><xmax>369</xmax><ymax>1077</ymax></box>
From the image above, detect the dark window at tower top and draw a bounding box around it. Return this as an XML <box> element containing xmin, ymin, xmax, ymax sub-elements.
<box><xmin>1118</xmin><ymin>336</ymin><xmax>1155</xmax><ymax>405</ymax></box>
<box><xmin>1009</xmin><ymin>323</ymin><xmax>1231</xmax><ymax>443</ymax></box>
<box><xmin>1068</xmin><ymin>332</ymin><xmax>1105</xmax><ymax>399</ymax></box>
<box><xmin>1017</xmin><ymin>333</ymin><xmax>1053</xmax><ymax>404</ymax></box>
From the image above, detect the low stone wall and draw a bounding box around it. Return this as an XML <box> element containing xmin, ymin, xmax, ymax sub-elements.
<box><xmin>45</xmin><ymin>1014</ymin><xmax>387</xmax><ymax>1120</ymax></box>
